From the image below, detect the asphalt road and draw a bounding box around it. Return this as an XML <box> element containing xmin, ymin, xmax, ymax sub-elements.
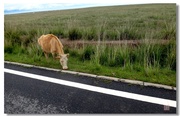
<box><xmin>4</xmin><ymin>63</ymin><xmax>176</xmax><ymax>114</ymax></box>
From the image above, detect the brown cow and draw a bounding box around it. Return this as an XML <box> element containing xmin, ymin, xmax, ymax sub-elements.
<box><xmin>38</xmin><ymin>34</ymin><xmax>69</xmax><ymax>70</ymax></box>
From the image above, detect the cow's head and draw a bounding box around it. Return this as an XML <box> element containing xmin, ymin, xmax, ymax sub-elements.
<box><xmin>56</xmin><ymin>54</ymin><xmax>69</xmax><ymax>70</ymax></box>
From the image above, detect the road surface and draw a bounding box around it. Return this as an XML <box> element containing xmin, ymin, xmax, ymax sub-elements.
<box><xmin>4</xmin><ymin>63</ymin><xmax>176</xmax><ymax>114</ymax></box>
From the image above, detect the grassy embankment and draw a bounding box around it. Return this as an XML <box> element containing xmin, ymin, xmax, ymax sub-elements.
<box><xmin>4</xmin><ymin>4</ymin><xmax>176</xmax><ymax>86</ymax></box>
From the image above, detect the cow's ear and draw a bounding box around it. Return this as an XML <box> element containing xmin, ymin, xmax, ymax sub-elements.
<box><xmin>66</xmin><ymin>53</ymin><xmax>69</xmax><ymax>57</ymax></box>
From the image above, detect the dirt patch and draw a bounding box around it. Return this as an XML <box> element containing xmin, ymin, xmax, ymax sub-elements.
<box><xmin>60</xmin><ymin>39</ymin><xmax>169</xmax><ymax>48</ymax></box>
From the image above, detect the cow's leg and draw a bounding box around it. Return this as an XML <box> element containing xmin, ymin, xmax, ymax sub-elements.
<box><xmin>50</xmin><ymin>44</ymin><xmax>56</xmax><ymax>59</ymax></box>
<box><xmin>52</xmin><ymin>52</ymin><xmax>55</xmax><ymax>59</ymax></box>
<box><xmin>44</xmin><ymin>52</ymin><xmax>49</xmax><ymax>59</ymax></box>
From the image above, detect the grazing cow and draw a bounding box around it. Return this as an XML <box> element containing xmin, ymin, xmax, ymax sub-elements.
<box><xmin>38</xmin><ymin>34</ymin><xmax>69</xmax><ymax>70</ymax></box>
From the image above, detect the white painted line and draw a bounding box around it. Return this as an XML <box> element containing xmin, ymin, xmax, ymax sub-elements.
<box><xmin>119</xmin><ymin>79</ymin><xmax>144</xmax><ymax>85</ymax></box>
<box><xmin>144</xmin><ymin>82</ymin><xmax>175</xmax><ymax>90</ymax></box>
<box><xmin>35</xmin><ymin>66</ymin><xmax>61</xmax><ymax>72</ymax></box>
<box><xmin>61</xmin><ymin>70</ymin><xmax>78</xmax><ymax>75</ymax></box>
<box><xmin>5</xmin><ymin>61</ymin><xmax>33</xmax><ymax>68</ymax></box>
<box><xmin>4</xmin><ymin>68</ymin><xmax>176</xmax><ymax>108</ymax></box>
<box><xmin>4</xmin><ymin>61</ymin><xmax>176</xmax><ymax>90</ymax></box>
<box><xmin>78</xmin><ymin>72</ymin><xmax>97</xmax><ymax>78</ymax></box>
<box><xmin>97</xmin><ymin>75</ymin><xmax>119</xmax><ymax>81</ymax></box>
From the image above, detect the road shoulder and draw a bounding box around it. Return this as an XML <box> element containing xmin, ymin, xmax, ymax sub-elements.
<box><xmin>4</xmin><ymin>61</ymin><xmax>176</xmax><ymax>91</ymax></box>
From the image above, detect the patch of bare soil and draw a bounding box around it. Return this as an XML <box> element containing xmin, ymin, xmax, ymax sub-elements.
<box><xmin>60</xmin><ymin>39</ymin><xmax>169</xmax><ymax>48</ymax></box>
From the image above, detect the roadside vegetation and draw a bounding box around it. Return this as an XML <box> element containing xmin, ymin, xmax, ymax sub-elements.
<box><xmin>4</xmin><ymin>4</ymin><xmax>176</xmax><ymax>86</ymax></box>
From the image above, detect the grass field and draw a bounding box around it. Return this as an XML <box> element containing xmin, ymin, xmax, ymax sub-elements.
<box><xmin>4</xmin><ymin>4</ymin><xmax>176</xmax><ymax>86</ymax></box>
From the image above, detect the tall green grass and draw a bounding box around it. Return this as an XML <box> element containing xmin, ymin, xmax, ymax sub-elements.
<box><xmin>76</xmin><ymin>39</ymin><xmax>176</xmax><ymax>71</ymax></box>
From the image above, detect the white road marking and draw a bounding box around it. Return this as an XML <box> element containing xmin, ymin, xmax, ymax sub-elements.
<box><xmin>4</xmin><ymin>68</ymin><xmax>176</xmax><ymax>108</ymax></box>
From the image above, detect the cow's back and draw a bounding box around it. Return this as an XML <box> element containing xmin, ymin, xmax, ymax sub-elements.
<box><xmin>38</xmin><ymin>34</ymin><xmax>64</xmax><ymax>54</ymax></box>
